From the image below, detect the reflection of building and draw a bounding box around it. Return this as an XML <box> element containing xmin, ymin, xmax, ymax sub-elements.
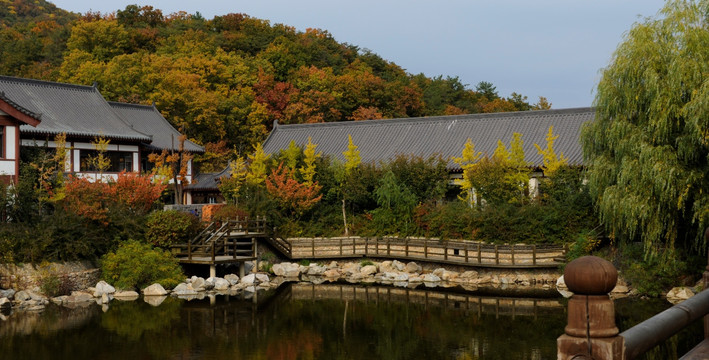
<box><xmin>0</xmin><ymin>76</ymin><xmax>203</xmax><ymax>190</ymax></box>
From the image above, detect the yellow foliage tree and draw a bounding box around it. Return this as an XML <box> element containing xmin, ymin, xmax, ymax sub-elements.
<box><xmin>299</xmin><ymin>137</ymin><xmax>320</xmax><ymax>186</ymax></box>
<box><xmin>246</xmin><ymin>142</ymin><xmax>270</xmax><ymax>186</ymax></box>
<box><xmin>534</xmin><ymin>126</ymin><xmax>567</xmax><ymax>176</ymax></box>
<box><xmin>453</xmin><ymin>138</ymin><xmax>482</xmax><ymax>206</ymax></box>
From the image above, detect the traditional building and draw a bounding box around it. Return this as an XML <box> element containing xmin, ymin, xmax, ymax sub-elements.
<box><xmin>0</xmin><ymin>75</ymin><xmax>204</xmax><ymax>188</ymax></box>
<box><xmin>263</xmin><ymin>107</ymin><xmax>591</xmax><ymax>165</ymax></box>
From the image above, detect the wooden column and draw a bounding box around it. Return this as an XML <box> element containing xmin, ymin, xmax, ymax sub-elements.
<box><xmin>557</xmin><ymin>256</ymin><xmax>623</xmax><ymax>360</ymax></box>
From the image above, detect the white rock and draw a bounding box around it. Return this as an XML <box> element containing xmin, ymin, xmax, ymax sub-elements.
<box><xmin>306</xmin><ymin>266</ymin><xmax>325</xmax><ymax>276</ymax></box>
<box><xmin>213</xmin><ymin>278</ymin><xmax>230</xmax><ymax>291</ymax></box>
<box><xmin>272</xmin><ymin>263</ymin><xmax>287</xmax><ymax>276</ymax></box>
<box><xmin>14</xmin><ymin>290</ymin><xmax>31</xmax><ymax>301</ymax></box>
<box><xmin>191</xmin><ymin>277</ymin><xmax>206</xmax><ymax>291</ymax></box>
<box><xmin>101</xmin><ymin>293</ymin><xmax>111</xmax><ymax>304</ymax></box>
<box><xmin>360</xmin><ymin>265</ymin><xmax>378</xmax><ymax>276</ymax></box>
<box><xmin>142</xmin><ymin>284</ymin><xmax>168</xmax><ymax>296</ymax></box>
<box><xmin>93</xmin><ymin>281</ymin><xmax>116</xmax><ymax>297</ymax></box>
<box><xmin>666</xmin><ymin>287</ymin><xmax>695</xmax><ymax>304</ymax></box>
<box><xmin>460</xmin><ymin>270</ymin><xmax>479</xmax><ymax>279</ymax></box>
<box><xmin>556</xmin><ymin>275</ymin><xmax>567</xmax><ymax>289</ymax></box>
<box><xmin>114</xmin><ymin>291</ymin><xmax>139</xmax><ymax>301</ymax></box>
<box><xmin>224</xmin><ymin>274</ymin><xmax>240</xmax><ymax>285</ymax></box>
<box><xmin>172</xmin><ymin>283</ymin><xmax>199</xmax><ymax>296</ymax></box>
<box><xmin>0</xmin><ymin>289</ymin><xmax>15</xmax><ymax>299</ymax></box>
<box><xmin>323</xmin><ymin>269</ymin><xmax>341</xmax><ymax>278</ymax></box>
<box><xmin>405</xmin><ymin>262</ymin><xmax>422</xmax><ymax>274</ymax></box>
<box><xmin>241</xmin><ymin>273</ymin><xmax>257</xmax><ymax>285</ymax></box>
<box><xmin>255</xmin><ymin>273</ymin><xmax>270</xmax><ymax>283</ymax></box>
<box><xmin>422</xmin><ymin>274</ymin><xmax>441</xmax><ymax>282</ymax></box>
<box><xmin>0</xmin><ymin>297</ymin><xmax>11</xmax><ymax>310</ymax></box>
<box><xmin>392</xmin><ymin>260</ymin><xmax>406</xmax><ymax>271</ymax></box>
<box><xmin>394</xmin><ymin>273</ymin><xmax>409</xmax><ymax>282</ymax></box>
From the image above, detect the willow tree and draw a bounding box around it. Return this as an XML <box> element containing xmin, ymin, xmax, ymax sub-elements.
<box><xmin>582</xmin><ymin>0</ymin><xmax>709</xmax><ymax>256</ymax></box>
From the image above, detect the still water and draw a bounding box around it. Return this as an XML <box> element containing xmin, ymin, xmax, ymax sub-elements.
<box><xmin>0</xmin><ymin>282</ymin><xmax>702</xmax><ymax>360</ymax></box>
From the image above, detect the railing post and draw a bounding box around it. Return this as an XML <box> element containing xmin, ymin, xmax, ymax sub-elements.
<box><xmin>444</xmin><ymin>240</ymin><xmax>448</xmax><ymax>261</ymax></box>
<box><xmin>477</xmin><ymin>243</ymin><xmax>481</xmax><ymax>264</ymax></box>
<box><xmin>511</xmin><ymin>245</ymin><xmax>515</xmax><ymax>265</ymax></box>
<box><xmin>495</xmin><ymin>245</ymin><xmax>499</xmax><ymax>265</ymax></box>
<box><xmin>387</xmin><ymin>237</ymin><xmax>391</xmax><ymax>256</ymax></box>
<box><xmin>424</xmin><ymin>239</ymin><xmax>428</xmax><ymax>258</ymax></box>
<box><xmin>557</xmin><ymin>256</ymin><xmax>623</xmax><ymax>359</ymax></box>
<box><xmin>340</xmin><ymin>237</ymin><xmax>343</xmax><ymax>256</ymax></box>
<box><xmin>532</xmin><ymin>244</ymin><xmax>537</xmax><ymax>266</ymax></box>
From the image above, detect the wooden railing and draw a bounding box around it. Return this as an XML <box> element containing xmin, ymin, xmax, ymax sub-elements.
<box><xmin>557</xmin><ymin>251</ymin><xmax>709</xmax><ymax>359</ymax></box>
<box><xmin>284</xmin><ymin>236</ymin><xmax>565</xmax><ymax>268</ymax></box>
<box><xmin>172</xmin><ymin>216</ymin><xmax>267</xmax><ymax>262</ymax></box>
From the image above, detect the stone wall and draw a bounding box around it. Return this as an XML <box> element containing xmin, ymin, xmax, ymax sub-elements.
<box><xmin>0</xmin><ymin>261</ymin><xmax>100</xmax><ymax>291</ymax></box>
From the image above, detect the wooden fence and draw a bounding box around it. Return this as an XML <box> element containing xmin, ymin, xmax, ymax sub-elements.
<box><xmin>284</xmin><ymin>236</ymin><xmax>565</xmax><ymax>268</ymax></box>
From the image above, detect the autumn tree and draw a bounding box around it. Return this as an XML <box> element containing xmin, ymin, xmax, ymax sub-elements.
<box><xmin>582</xmin><ymin>0</ymin><xmax>709</xmax><ymax>256</ymax></box>
<box><xmin>337</xmin><ymin>134</ymin><xmax>361</xmax><ymax>235</ymax></box>
<box><xmin>299</xmin><ymin>137</ymin><xmax>320</xmax><ymax>186</ymax></box>
<box><xmin>534</xmin><ymin>126</ymin><xmax>567</xmax><ymax>176</ymax></box>
<box><xmin>453</xmin><ymin>138</ymin><xmax>482</xmax><ymax>207</ymax></box>
<box><xmin>265</xmin><ymin>163</ymin><xmax>322</xmax><ymax>218</ymax></box>
<box><xmin>148</xmin><ymin>134</ymin><xmax>193</xmax><ymax>204</ymax></box>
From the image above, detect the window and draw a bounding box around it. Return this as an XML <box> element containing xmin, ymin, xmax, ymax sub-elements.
<box><xmin>80</xmin><ymin>150</ymin><xmax>134</xmax><ymax>172</ymax></box>
<box><xmin>0</xmin><ymin>126</ymin><xmax>4</xmax><ymax>159</ymax></box>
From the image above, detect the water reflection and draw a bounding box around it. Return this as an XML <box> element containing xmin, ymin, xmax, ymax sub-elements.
<box><xmin>0</xmin><ymin>282</ymin><xmax>701</xmax><ymax>360</ymax></box>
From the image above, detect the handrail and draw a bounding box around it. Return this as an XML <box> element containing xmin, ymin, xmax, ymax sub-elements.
<box><xmin>282</xmin><ymin>236</ymin><xmax>565</xmax><ymax>267</ymax></box>
<box><xmin>621</xmin><ymin>289</ymin><xmax>709</xmax><ymax>359</ymax></box>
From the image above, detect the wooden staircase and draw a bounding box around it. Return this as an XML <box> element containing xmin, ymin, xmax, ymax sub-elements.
<box><xmin>172</xmin><ymin>217</ymin><xmax>268</xmax><ymax>265</ymax></box>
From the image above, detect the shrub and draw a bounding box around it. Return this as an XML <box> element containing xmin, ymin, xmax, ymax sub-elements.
<box><xmin>360</xmin><ymin>259</ymin><xmax>374</xmax><ymax>267</ymax></box>
<box><xmin>211</xmin><ymin>204</ymin><xmax>249</xmax><ymax>222</ymax></box>
<box><xmin>39</xmin><ymin>273</ymin><xmax>74</xmax><ymax>297</ymax></box>
<box><xmin>145</xmin><ymin>210</ymin><xmax>202</xmax><ymax>248</ymax></box>
<box><xmin>101</xmin><ymin>240</ymin><xmax>184</xmax><ymax>290</ymax></box>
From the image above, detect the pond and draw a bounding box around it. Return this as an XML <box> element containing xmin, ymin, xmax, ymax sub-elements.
<box><xmin>0</xmin><ymin>282</ymin><xmax>702</xmax><ymax>360</ymax></box>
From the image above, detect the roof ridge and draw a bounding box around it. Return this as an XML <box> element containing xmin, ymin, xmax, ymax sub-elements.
<box><xmin>274</xmin><ymin>107</ymin><xmax>595</xmax><ymax>129</ymax></box>
<box><xmin>0</xmin><ymin>75</ymin><xmax>96</xmax><ymax>92</ymax></box>
<box><xmin>0</xmin><ymin>91</ymin><xmax>42</xmax><ymax>120</ymax></box>
<box><xmin>107</xmin><ymin>101</ymin><xmax>154</xmax><ymax>110</ymax></box>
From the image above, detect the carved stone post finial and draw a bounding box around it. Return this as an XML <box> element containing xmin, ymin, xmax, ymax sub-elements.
<box><xmin>558</xmin><ymin>256</ymin><xmax>624</xmax><ymax>360</ymax></box>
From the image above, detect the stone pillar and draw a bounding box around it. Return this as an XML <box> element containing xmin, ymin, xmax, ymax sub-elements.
<box><xmin>239</xmin><ymin>262</ymin><xmax>245</xmax><ymax>278</ymax></box>
<box><xmin>557</xmin><ymin>256</ymin><xmax>624</xmax><ymax>360</ymax></box>
<box><xmin>210</xmin><ymin>265</ymin><xmax>216</xmax><ymax>279</ymax></box>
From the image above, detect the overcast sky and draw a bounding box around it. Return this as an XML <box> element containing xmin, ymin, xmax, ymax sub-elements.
<box><xmin>50</xmin><ymin>0</ymin><xmax>667</xmax><ymax>109</ymax></box>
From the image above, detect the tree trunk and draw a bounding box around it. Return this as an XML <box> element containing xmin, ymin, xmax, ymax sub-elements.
<box><xmin>342</xmin><ymin>198</ymin><xmax>348</xmax><ymax>236</ymax></box>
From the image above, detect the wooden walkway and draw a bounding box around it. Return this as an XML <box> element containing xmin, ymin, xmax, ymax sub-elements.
<box><xmin>172</xmin><ymin>217</ymin><xmax>268</xmax><ymax>265</ymax></box>
<box><xmin>171</xmin><ymin>216</ymin><xmax>566</xmax><ymax>269</ymax></box>
<box><xmin>276</xmin><ymin>236</ymin><xmax>565</xmax><ymax>268</ymax></box>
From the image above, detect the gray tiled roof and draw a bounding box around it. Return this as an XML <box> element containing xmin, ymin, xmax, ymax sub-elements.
<box><xmin>108</xmin><ymin>102</ymin><xmax>204</xmax><ymax>153</ymax></box>
<box><xmin>0</xmin><ymin>76</ymin><xmax>152</xmax><ymax>142</ymax></box>
<box><xmin>186</xmin><ymin>164</ymin><xmax>231</xmax><ymax>190</ymax></box>
<box><xmin>262</xmin><ymin>107</ymin><xmax>594</xmax><ymax>171</ymax></box>
<box><xmin>0</xmin><ymin>91</ymin><xmax>41</xmax><ymax>120</ymax></box>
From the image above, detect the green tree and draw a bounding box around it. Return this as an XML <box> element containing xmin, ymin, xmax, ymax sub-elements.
<box><xmin>582</xmin><ymin>0</ymin><xmax>709</xmax><ymax>256</ymax></box>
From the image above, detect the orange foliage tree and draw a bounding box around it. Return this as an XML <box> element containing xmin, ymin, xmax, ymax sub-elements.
<box><xmin>265</xmin><ymin>163</ymin><xmax>322</xmax><ymax>218</ymax></box>
<box><xmin>63</xmin><ymin>172</ymin><xmax>166</xmax><ymax>224</ymax></box>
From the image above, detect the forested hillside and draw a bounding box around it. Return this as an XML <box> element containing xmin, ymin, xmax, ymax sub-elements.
<box><xmin>0</xmin><ymin>2</ymin><xmax>550</xmax><ymax>171</ymax></box>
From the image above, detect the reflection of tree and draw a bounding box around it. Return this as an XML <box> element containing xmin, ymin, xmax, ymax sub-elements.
<box><xmin>100</xmin><ymin>297</ymin><xmax>182</xmax><ymax>341</ymax></box>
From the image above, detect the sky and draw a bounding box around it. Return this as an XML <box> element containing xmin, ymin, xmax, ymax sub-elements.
<box><xmin>50</xmin><ymin>0</ymin><xmax>668</xmax><ymax>109</ymax></box>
